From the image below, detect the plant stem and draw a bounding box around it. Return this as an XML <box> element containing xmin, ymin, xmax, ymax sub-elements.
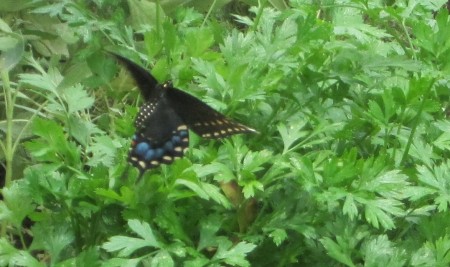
<box><xmin>400</xmin><ymin>78</ymin><xmax>436</xmax><ymax>166</ymax></box>
<box><xmin>1</xmin><ymin>68</ymin><xmax>13</xmax><ymax>238</ymax></box>
<box><xmin>251</xmin><ymin>0</ymin><xmax>268</xmax><ymax>31</ymax></box>
<box><xmin>1</xmin><ymin>69</ymin><xmax>13</xmax><ymax>187</ymax></box>
<box><xmin>202</xmin><ymin>0</ymin><xmax>217</xmax><ymax>28</ymax></box>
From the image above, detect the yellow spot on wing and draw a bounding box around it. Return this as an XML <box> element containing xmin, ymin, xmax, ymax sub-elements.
<box><xmin>138</xmin><ymin>161</ymin><xmax>146</xmax><ymax>169</ymax></box>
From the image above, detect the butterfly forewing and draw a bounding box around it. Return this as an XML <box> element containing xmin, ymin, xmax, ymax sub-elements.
<box><xmin>166</xmin><ymin>87</ymin><xmax>256</xmax><ymax>138</ymax></box>
<box><xmin>110</xmin><ymin>53</ymin><xmax>159</xmax><ymax>101</ymax></box>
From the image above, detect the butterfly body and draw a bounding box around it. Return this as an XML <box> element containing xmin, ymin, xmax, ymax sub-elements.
<box><xmin>111</xmin><ymin>52</ymin><xmax>255</xmax><ymax>175</ymax></box>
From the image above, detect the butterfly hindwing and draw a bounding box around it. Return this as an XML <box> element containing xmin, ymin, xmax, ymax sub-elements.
<box><xmin>129</xmin><ymin>98</ymin><xmax>189</xmax><ymax>174</ymax></box>
<box><xmin>166</xmin><ymin>87</ymin><xmax>256</xmax><ymax>138</ymax></box>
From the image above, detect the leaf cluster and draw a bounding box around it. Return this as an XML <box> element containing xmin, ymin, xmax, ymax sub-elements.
<box><xmin>1</xmin><ymin>0</ymin><xmax>450</xmax><ymax>266</ymax></box>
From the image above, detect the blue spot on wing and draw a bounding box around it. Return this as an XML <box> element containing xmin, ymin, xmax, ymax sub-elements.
<box><xmin>144</xmin><ymin>149</ymin><xmax>155</xmax><ymax>160</ymax></box>
<box><xmin>135</xmin><ymin>142</ymin><xmax>150</xmax><ymax>156</ymax></box>
<box><xmin>154</xmin><ymin>148</ymin><xmax>164</xmax><ymax>158</ymax></box>
<box><xmin>180</xmin><ymin>130</ymin><xmax>188</xmax><ymax>137</ymax></box>
<box><xmin>164</xmin><ymin>141</ymin><xmax>174</xmax><ymax>151</ymax></box>
<box><xmin>171</xmin><ymin>135</ymin><xmax>181</xmax><ymax>143</ymax></box>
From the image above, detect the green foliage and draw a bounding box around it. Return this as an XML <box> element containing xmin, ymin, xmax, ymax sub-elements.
<box><xmin>1</xmin><ymin>0</ymin><xmax>450</xmax><ymax>266</ymax></box>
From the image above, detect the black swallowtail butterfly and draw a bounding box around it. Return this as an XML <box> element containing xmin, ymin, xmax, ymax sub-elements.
<box><xmin>111</xmin><ymin>52</ymin><xmax>256</xmax><ymax>175</ymax></box>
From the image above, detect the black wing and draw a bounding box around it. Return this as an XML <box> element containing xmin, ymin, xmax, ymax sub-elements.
<box><xmin>109</xmin><ymin>52</ymin><xmax>159</xmax><ymax>101</ymax></box>
<box><xmin>129</xmin><ymin>98</ymin><xmax>189</xmax><ymax>174</ymax></box>
<box><xmin>166</xmin><ymin>87</ymin><xmax>256</xmax><ymax>139</ymax></box>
